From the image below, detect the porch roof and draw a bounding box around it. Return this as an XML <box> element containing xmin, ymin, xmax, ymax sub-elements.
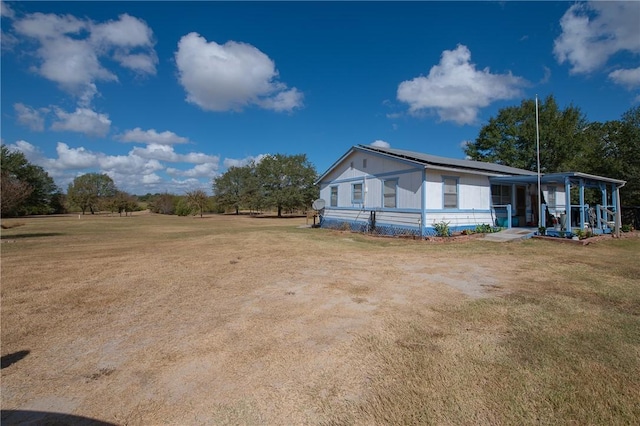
<box><xmin>490</xmin><ymin>172</ymin><xmax>626</xmax><ymax>187</ymax></box>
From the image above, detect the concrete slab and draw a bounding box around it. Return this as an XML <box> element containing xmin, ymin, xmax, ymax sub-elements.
<box><xmin>483</xmin><ymin>228</ymin><xmax>536</xmax><ymax>242</ymax></box>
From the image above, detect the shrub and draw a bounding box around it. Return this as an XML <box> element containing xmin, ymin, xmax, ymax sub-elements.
<box><xmin>433</xmin><ymin>221</ymin><xmax>451</xmax><ymax>237</ymax></box>
<box><xmin>475</xmin><ymin>224</ymin><xmax>495</xmax><ymax>234</ymax></box>
<box><xmin>621</xmin><ymin>224</ymin><xmax>634</xmax><ymax>233</ymax></box>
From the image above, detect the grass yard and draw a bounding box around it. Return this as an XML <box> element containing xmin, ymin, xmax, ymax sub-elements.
<box><xmin>1</xmin><ymin>212</ymin><xmax>639</xmax><ymax>425</ymax></box>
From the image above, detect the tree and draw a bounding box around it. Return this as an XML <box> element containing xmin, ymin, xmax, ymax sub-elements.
<box><xmin>148</xmin><ymin>192</ymin><xmax>177</xmax><ymax>215</ymax></box>
<box><xmin>185</xmin><ymin>189</ymin><xmax>209</xmax><ymax>218</ymax></box>
<box><xmin>106</xmin><ymin>191</ymin><xmax>139</xmax><ymax>216</ymax></box>
<box><xmin>582</xmin><ymin>106</ymin><xmax>640</xmax><ymax>205</ymax></box>
<box><xmin>1</xmin><ymin>171</ymin><xmax>33</xmax><ymax>217</ymax></box>
<box><xmin>1</xmin><ymin>145</ymin><xmax>59</xmax><ymax>216</ymax></box>
<box><xmin>67</xmin><ymin>173</ymin><xmax>117</xmax><ymax>214</ymax></box>
<box><xmin>465</xmin><ymin>95</ymin><xmax>590</xmax><ymax>173</ymax></box>
<box><xmin>256</xmin><ymin>154</ymin><xmax>318</xmax><ymax>217</ymax></box>
<box><xmin>213</xmin><ymin>165</ymin><xmax>256</xmax><ymax>214</ymax></box>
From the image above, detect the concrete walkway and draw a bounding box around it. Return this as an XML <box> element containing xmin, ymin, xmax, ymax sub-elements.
<box><xmin>483</xmin><ymin>227</ymin><xmax>537</xmax><ymax>242</ymax></box>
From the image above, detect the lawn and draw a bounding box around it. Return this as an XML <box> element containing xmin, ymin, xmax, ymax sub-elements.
<box><xmin>1</xmin><ymin>212</ymin><xmax>639</xmax><ymax>424</ymax></box>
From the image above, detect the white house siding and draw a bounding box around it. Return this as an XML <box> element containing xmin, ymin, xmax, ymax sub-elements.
<box><xmin>425</xmin><ymin>211</ymin><xmax>495</xmax><ymax>230</ymax></box>
<box><xmin>321</xmin><ymin>150</ymin><xmax>418</xmax><ymax>183</ymax></box>
<box><xmin>425</xmin><ymin>170</ymin><xmax>491</xmax><ymax>210</ymax></box>
<box><xmin>319</xmin><ymin>147</ymin><xmax>522</xmax><ymax>236</ymax></box>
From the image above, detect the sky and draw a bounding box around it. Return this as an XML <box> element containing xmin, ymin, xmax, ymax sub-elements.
<box><xmin>1</xmin><ymin>1</ymin><xmax>639</xmax><ymax>195</ymax></box>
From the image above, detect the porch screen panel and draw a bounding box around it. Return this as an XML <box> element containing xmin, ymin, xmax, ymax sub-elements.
<box><xmin>491</xmin><ymin>184</ymin><xmax>511</xmax><ymax>205</ymax></box>
<box><xmin>444</xmin><ymin>178</ymin><xmax>458</xmax><ymax>208</ymax></box>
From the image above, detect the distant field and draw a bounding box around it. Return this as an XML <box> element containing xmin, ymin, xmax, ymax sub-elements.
<box><xmin>2</xmin><ymin>212</ymin><xmax>639</xmax><ymax>424</ymax></box>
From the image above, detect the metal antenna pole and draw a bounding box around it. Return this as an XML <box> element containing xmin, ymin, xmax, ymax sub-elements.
<box><xmin>536</xmin><ymin>95</ymin><xmax>542</xmax><ymax>228</ymax></box>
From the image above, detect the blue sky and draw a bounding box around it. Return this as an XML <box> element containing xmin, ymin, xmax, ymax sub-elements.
<box><xmin>2</xmin><ymin>1</ymin><xmax>639</xmax><ymax>195</ymax></box>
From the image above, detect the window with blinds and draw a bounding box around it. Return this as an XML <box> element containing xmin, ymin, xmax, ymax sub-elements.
<box><xmin>330</xmin><ymin>186</ymin><xmax>338</xmax><ymax>207</ymax></box>
<box><xmin>443</xmin><ymin>177</ymin><xmax>458</xmax><ymax>209</ymax></box>
<box><xmin>383</xmin><ymin>180</ymin><xmax>397</xmax><ymax>208</ymax></box>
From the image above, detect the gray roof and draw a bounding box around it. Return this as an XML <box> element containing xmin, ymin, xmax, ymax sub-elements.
<box><xmin>358</xmin><ymin>145</ymin><xmax>537</xmax><ymax>176</ymax></box>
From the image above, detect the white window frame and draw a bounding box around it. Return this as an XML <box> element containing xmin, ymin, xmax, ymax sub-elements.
<box><xmin>443</xmin><ymin>176</ymin><xmax>459</xmax><ymax>209</ymax></box>
<box><xmin>330</xmin><ymin>186</ymin><xmax>338</xmax><ymax>207</ymax></box>
<box><xmin>383</xmin><ymin>179</ymin><xmax>397</xmax><ymax>208</ymax></box>
<box><xmin>352</xmin><ymin>182</ymin><xmax>363</xmax><ymax>204</ymax></box>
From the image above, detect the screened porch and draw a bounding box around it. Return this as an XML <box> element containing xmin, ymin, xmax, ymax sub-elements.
<box><xmin>489</xmin><ymin>172</ymin><xmax>626</xmax><ymax>237</ymax></box>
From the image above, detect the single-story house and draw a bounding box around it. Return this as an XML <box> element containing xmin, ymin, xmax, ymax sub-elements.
<box><xmin>315</xmin><ymin>145</ymin><xmax>626</xmax><ymax>237</ymax></box>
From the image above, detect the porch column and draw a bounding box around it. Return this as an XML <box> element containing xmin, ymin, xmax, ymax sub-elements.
<box><xmin>421</xmin><ymin>168</ymin><xmax>427</xmax><ymax>238</ymax></box>
<box><xmin>564</xmin><ymin>176</ymin><xmax>571</xmax><ymax>235</ymax></box>
<box><xmin>615</xmin><ymin>185</ymin><xmax>622</xmax><ymax>237</ymax></box>
<box><xmin>579</xmin><ymin>178</ymin><xmax>585</xmax><ymax>229</ymax></box>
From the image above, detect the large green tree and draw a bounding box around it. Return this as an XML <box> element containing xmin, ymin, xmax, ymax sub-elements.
<box><xmin>67</xmin><ymin>173</ymin><xmax>117</xmax><ymax>214</ymax></box>
<box><xmin>256</xmin><ymin>154</ymin><xmax>318</xmax><ymax>217</ymax></box>
<box><xmin>582</xmin><ymin>106</ymin><xmax>640</xmax><ymax>205</ymax></box>
<box><xmin>1</xmin><ymin>145</ymin><xmax>59</xmax><ymax>216</ymax></box>
<box><xmin>465</xmin><ymin>98</ymin><xmax>640</xmax><ymax>206</ymax></box>
<box><xmin>212</xmin><ymin>165</ymin><xmax>257</xmax><ymax>214</ymax></box>
<box><xmin>465</xmin><ymin>95</ymin><xmax>590</xmax><ymax>173</ymax></box>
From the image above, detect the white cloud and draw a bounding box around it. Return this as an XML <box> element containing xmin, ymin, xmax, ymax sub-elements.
<box><xmin>5</xmin><ymin>139</ymin><xmax>215</xmax><ymax>195</ymax></box>
<box><xmin>370</xmin><ymin>140</ymin><xmax>391</xmax><ymax>149</ymax></box>
<box><xmin>554</xmin><ymin>2</ymin><xmax>640</xmax><ymax>75</ymax></box>
<box><xmin>130</xmin><ymin>143</ymin><xmax>219</xmax><ymax>165</ymax></box>
<box><xmin>14</xmin><ymin>103</ymin><xmax>47</xmax><ymax>131</ymax></box>
<box><xmin>175</xmin><ymin>32</ymin><xmax>303</xmax><ymax>112</ymax></box>
<box><xmin>609</xmin><ymin>67</ymin><xmax>640</xmax><ymax>89</ymax></box>
<box><xmin>1</xmin><ymin>0</ymin><xmax>15</xmax><ymax>19</ymax></box>
<box><xmin>51</xmin><ymin>107</ymin><xmax>111</xmax><ymax>137</ymax></box>
<box><xmin>223</xmin><ymin>153</ymin><xmax>268</xmax><ymax>169</ymax></box>
<box><xmin>12</xmin><ymin>12</ymin><xmax>157</xmax><ymax>104</ymax></box>
<box><xmin>118</xmin><ymin>128</ymin><xmax>189</xmax><ymax>145</ymax></box>
<box><xmin>397</xmin><ymin>45</ymin><xmax>526</xmax><ymax>125</ymax></box>
<box><xmin>166</xmin><ymin>162</ymin><xmax>219</xmax><ymax>178</ymax></box>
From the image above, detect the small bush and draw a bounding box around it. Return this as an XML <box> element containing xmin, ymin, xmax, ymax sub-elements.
<box><xmin>475</xmin><ymin>224</ymin><xmax>495</xmax><ymax>234</ymax></box>
<box><xmin>433</xmin><ymin>221</ymin><xmax>451</xmax><ymax>237</ymax></box>
<box><xmin>621</xmin><ymin>224</ymin><xmax>634</xmax><ymax>233</ymax></box>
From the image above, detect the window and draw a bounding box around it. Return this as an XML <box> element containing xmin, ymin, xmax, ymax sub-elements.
<box><xmin>443</xmin><ymin>177</ymin><xmax>458</xmax><ymax>209</ymax></box>
<box><xmin>547</xmin><ymin>186</ymin><xmax>556</xmax><ymax>208</ymax></box>
<box><xmin>491</xmin><ymin>184</ymin><xmax>512</xmax><ymax>206</ymax></box>
<box><xmin>363</xmin><ymin>158</ymin><xmax>367</xmax><ymax>168</ymax></box>
<box><xmin>383</xmin><ymin>179</ymin><xmax>397</xmax><ymax>208</ymax></box>
<box><xmin>352</xmin><ymin>183</ymin><xmax>363</xmax><ymax>203</ymax></box>
<box><xmin>330</xmin><ymin>186</ymin><xmax>338</xmax><ymax>207</ymax></box>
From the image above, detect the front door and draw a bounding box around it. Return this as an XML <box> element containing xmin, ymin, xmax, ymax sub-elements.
<box><xmin>516</xmin><ymin>186</ymin><xmax>526</xmax><ymax>226</ymax></box>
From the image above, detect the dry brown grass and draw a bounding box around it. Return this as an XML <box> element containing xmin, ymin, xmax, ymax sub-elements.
<box><xmin>1</xmin><ymin>213</ymin><xmax>639</xmax><ymax>425</ymax></box>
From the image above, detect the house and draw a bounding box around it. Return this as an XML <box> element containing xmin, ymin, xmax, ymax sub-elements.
<box><xmin>315</xmin><ymin>145</ymin><xmax>626</xmax><ymax>237</ymax></box>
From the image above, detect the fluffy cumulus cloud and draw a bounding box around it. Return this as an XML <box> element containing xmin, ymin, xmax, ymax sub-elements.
<box><xmin>51</xmin><ymin>107</ymin><xmax>111</xmax><ymax>137</ymax></box>
<box><xmin>397</xmin><ymin>45</ymin><xmax>526</xmax><ymax>125</ymax></box>
<box><xmin>608</xmin><ymin>67</ymin><xmax>640</xmax><ymax>89</ymax></box>
<box><xmin>175</xmin><ymin>32</ymin><xmax>303</xmax><ymax>112</ymax></box>
<box><xmin>223</xmin><ymin>153</ymin><xmax>268</xmax><ymax>169</ymax></box>
<box><xmin>6</xmin><ymin>140</ymin><xmax>217</xmax><ymax>194</ymax></box>
<box><xmin>554</xmin><ymin>2</ymin><xmax>640</xmax><ymax>87</ymax></box>
<box><xmin>11</xmin><ymin>12</ymin><xmax>157</xmax><ymax>104</ymax></box>
<box><xmin>117</xmin><ymin>128</ymin><xmax>189</xmax><ymax>145</ymax></box>
<box><xmin>370</xmin><ymin>140</ymin><xmax>391</xmax><ymax>149</ymax></box>
<box><xmin>130</xmin><ymin>143</ymin><xmax>219</xmax><ymax>165</ymax></box>
<box><xmin>14</xmin><ymin>103</ymin><xmax>47</xmax><ymax>131</ymax></box>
